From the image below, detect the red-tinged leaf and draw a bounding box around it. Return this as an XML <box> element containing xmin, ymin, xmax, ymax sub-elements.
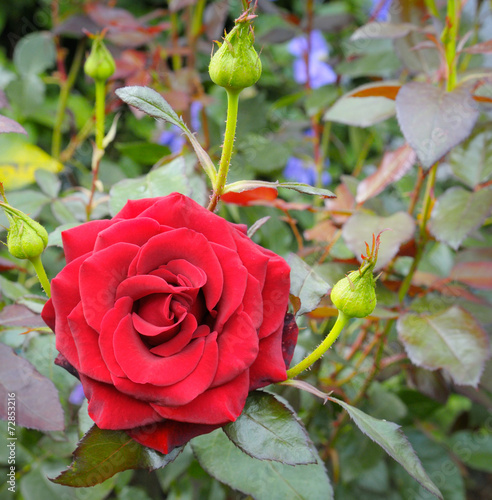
<box><xmin>0</xmin><ymin>115</ymin><xmax>27</xmax><ymax>135</ymax></box>
<box><xmin>450</xmin><ymin>261</ymin><xmax>492</xmax><ymax>289</ymax></box>
<box><xmin>356</xmin><ymin>143</ymin><xmax>416</xmax><ymax>204</ymax></box>
<box><xmin>463</xmin><ymin>40</ymin><xmax>492</xmax><ymax>54</ymax></box>
<box><xmin>221</xmin><ymin>187</ymin><xmax>279</xmax><ymax>206</ymax></box>
<box><xmin>396</xmin><ymin>82</ymin><xmax>479</xmax><ymax>168</ymax></box>
<box><xmin>304</xmin><ymin>218</ymin><xmax>337</xmax><ymax>242</ymax></box>
<box><xmin>0</xmin><ymin>304</ymin><xmax>46</xmax><ymax>328</ymax></box>
<box><xmin>324</xmin><ymin>181</ymin><xmax>355</xmax><ymax>224</ymax></box>
<box><xmin>0</xmin><ymin>256</ymin><xmax>28</xmax><ymax>273</ymax></box>
<box><xmin>281</xmin><ymin>313</ymin><xmax>299</xmax><ymax>369</ymax></box>
<box><xmin>351</xmin><ymin>85</ymin><xmax>401</xmax><ymax>100</ymax></box>
<box><xmin>473</xmin><ymin>95</ymin><xmax>492</xmax><ymax>104</ymax></box>
<box><xmin>397</xmin><ymin>306</ymin><xmax>490</xmax><ymax>387</ymax></box>
<box><xmin>51</xmin><ymin>424</ymin><xmax>182</xmax><ymax>487</ymax></box>
<box><xmin>0</xmin><ymin>342</ymin><xmax>64</xmax><ymax>431</ymax></box>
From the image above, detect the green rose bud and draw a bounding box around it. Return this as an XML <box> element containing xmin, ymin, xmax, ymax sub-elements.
<box><xmin>1</xmin><ymin>203</ymin><xmax>48</xmax><ymax>260</ymax></box>
<box><xmin>84</xmin><ymin>36</ymin><xmax>115</xmax><ymax>81</ymax></box>
<box><xmin>209</xmin><ymin>16</ymin><xmax>262</xmax><ymax>92</ymax></box>
<box><xmin>330</xmin><ymin>232</ymin><xmax>384</xmax><ymax>319</ymax></box>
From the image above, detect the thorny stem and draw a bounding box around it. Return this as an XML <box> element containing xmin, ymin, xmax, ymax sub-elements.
<box><xmin>287</xmin><ymin>311</ymin><xmax>350</xmax><ymax>379</ymax></box>
<box><xmin>207</xmin><ymin>89</ymin><xmax>240</xmax><ymax>211</ymax></box>
<box><xmin>30</xmin><ymin>255</ymin><xmax>51</xmax><ymax>298</ymax></box>
<box><xmin>442</xmin><ymin>0</ymin><xmax>460</xmax><ymax>92</ymax></box>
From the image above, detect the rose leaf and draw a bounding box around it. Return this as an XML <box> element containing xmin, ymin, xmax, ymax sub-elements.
<box><xmin>396</xmin><ymin>82</ymin><xmax>479</xmax><ymax>168</ymax></box>
<box><xmin>449</xmin><ymin>261</ymin><xmax>492</xmax><ymax>290</ymax></box>
<box><xmin>286</xmin><ymin>253</ymin><xmax>331</xmax><ymax>316</ymax></box>
<box><xmin>0</xmin><ymin>304</ymin><xmax>45</xmax><ymax>328</ymax></box>
<box><xmin>192</xmin><ymin>428</ymin><xmax>333</xmax><ymax>500</ymax></box>
<box><xmin>0</xmin><ymin>342</ymin><xmax>64</xmax><ymax>432</ymax></box>
<box><xmin>51</xmin><ymin>425</ymin><xmax>183</xmax><ymax>487</ymax></box>
<box><xmin>428</xmin><ymin>186</ymin><xmax>492</xmax><ymax>250</ymax></box>
<box><xmin>223</xmin><ymin>391</ymin><xmax>317</xmax><ymax>465</ymax></box>
<box><xmin>0</xmin><ymin>115</ymin><xmax>27</xmax><ymax>135</ymax></box>
<box><xmin>327</xmin><ymin>396</ymin><xmax>443</xmax><ymax>500</ymax></box>
<box><xmin>397</xmin><ymin>305</ymin><xmax>490</xmax><ymax>387</ymax></box>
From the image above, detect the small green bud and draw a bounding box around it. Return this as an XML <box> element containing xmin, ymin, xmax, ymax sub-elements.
<box><xmin>1</xmin><ymin>203</ymin><xmax>48</xmax><ymax>260</ymax></box>
<box><xmin>209</xmin><ymin>15</ymin><xmax>261</xmax><ymax>92</ymax></box>
<box><xmin>84</xmin><ymin>36</ymin><xmax>115</xmax><ymax>81</ymax></box>
<box><xmin>330</xmin><ymin>232</ymin><xmax>384</xmax><ymax>319</ymax></box>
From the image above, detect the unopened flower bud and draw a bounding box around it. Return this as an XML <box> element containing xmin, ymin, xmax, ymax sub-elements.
<box><xmin>209</xmin><ymin>18</ymin><xmax>262</xmax><ymax>92</ymax></box>
<box><xmin>2</xmin><ymin>203</ymin><xmax>48</xmax><ymax>260</ymax></box>
<box><xmin>330</xmin><ymin>232</ymin><xmax>384</xmax><ymax>319</ymax></box>
<box><xmin>84</xmin><ymin>36</ymin><xmax>115</xmax><ymax>81</ymax></box>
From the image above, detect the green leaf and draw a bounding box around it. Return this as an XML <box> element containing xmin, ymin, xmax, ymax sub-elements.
<box><xmin>278</xmin><ymin>182</ymin><xmax>335</xmax><ymax>198</ymax></box>
<box><xmin>396</xmin><ymin>82</ymin><xmax>479</xmax><ymax>168</ymax></box>
<box><xmin>449</xmin><ymin>130</ymin><xmax>492</xmax><ymax>188</ymax></box>
<box><xmin>448</xmin><ymin>430</ymin><xmax>492</xmax><ymax>472</ymax></box>
<box><xmin>223</xmin><ymin>391</ymin><xmax>317</xmax><ymax>465</ymax></box>
<box><xmin>327</xmin><ymin>396</ymin><xmax>443</xmax><ymax>500</ymax></box>
<box><xmin>0</xmin><ymin>275</ymin><xmax>30</xmax><ymax>301</ymax></box>
<box><xmin>51</xmin><ymin>425</ymin><xmax>183</xmax><ymax>487</ymax></box>
<box><xmin>192</xmin><ymin>428</ymin><xmax>333</xmax><ymax>500</ymax></box>
<box><xmin>350</xmin><ymin>22</ymin><xmax>424</xmax><ymax>40</ymax></box>
<box><xmin>109</xmin><ymin>157</ymin><xmax>207</xmax><ymax>216</ymax></box>
<box><xmin>342</xmin><ymin>211</ymin><xmax>415</xmax><ymax>270</ymax></box>
<box><xmin>428</xmin><ymin>186</ymin><xmax>492</xmax><ymax>250</ymax></box>
<box><xmin>35</xmin><ymin>169</ymin><xmax>61</xmax><ymax>198</ymax></box>
<box><xmin>115</xmin><ymin>86</ymin><xmax>217</xmax><ymax>183</ymax></box>
<box><xmin>397</xmin><ymin>305</ymin><xmax>490</xmax><ymax>387</ymax></box>
<box><xmin>223</xmin><ymin>179</ymin><xmax>335</xmax><ymax>198</ymax></box>
<box><xmin>14</xmin><ymin>31</ymin><xmax>56</xmax><ymax>75</ymax></box>
<box><xmin>287</xmin><ymin>253</ymin><xmax>331</xmax><ymax>316</ymax></box>
<box><xmin>115</xmin><ymin>141</ymin><xmax>171</xmax><ymax>165</ymax></box>
<box><xmin>324</xmin><ymin>81</ymin><xmax>399</xmax><ymax>127</ymax></box>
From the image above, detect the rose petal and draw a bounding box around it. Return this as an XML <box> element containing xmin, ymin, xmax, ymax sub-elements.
<box><xmin>281</xmin><ymin>313</ymin><xmax>299</xmax><ymax>369</ymax></box>
<box><xmin>211</xmin><ymin>311</ymin><xmax>258</xmax><ymax>387</ymax></box>
<box><xmin>152</xmin><ymin>370</ymin><xmax>249</xmax><ymax>424</ymax></box>
<box><xmin>148</xmin><ymin>314</ymin><xmax>197</xmax><ymax>356</ymax></box>
<box><xmin>138</xmin><ymin>193</ymin><xmax>238</xmax><ymax>248</ymax></box>
<box><xmin>130</xmin><ymin>229</ymin><xmax>223</xmax><ymax>312</ymax></box>
<box><xmin>80</xmin><ymin>374</ymin><xmax>162</xmax><ymax>430</ymax></box>
<box><xmin>127</xmin><ymin>420</ymin><xmax>221</xmax><ymax>454</ymax></box>
<box><xmin>116</xmin><ymin>274</ymin><xmax>177</xmax><ymax>301</ymax></box>
<box><xmin>210</xmin><ymin>242</ymin><xmax>248</xmax><ymax>330</ymax></box>
<box><xmin>99</xmin><ymin>297</ymin><xmax>133</xmax><ymax>378</ymax></box>
<box><xmin>241</xmin><ymin>274</ymin><xmax>264</xmax><ymax>330</ymax></box>
<box><xmin>113</xmin><ymin>315</ymin><xmax>204</xmax><ymax>386</ymax></box>
<box><xmin>62</xmin><ymin>220</ymin><xmax>113</xmax><ymax>263</ymax></box>
<box><xmin>79</xmin><ymin>242</ymin><xmax>140</xmax><ymax>331</ymax></box>
<box><xmin>249</xmin><ymin>323</ymin><xmax>287</xmax><ymax>391</ymax></box>
<box><xmin>114</xmin><ymin>332</ymin><xmax>218</xmax><ymax>406</ymax></box>
<box><xmin>68</xmin><ymin>302</ymin><xmax>112</xmax><ymax>383</ymax></box>
<box><xmin>41</xmin><ymin>298</ymin><xmax>55</xmax><ymax>331</ymax></box>
<box><xmin>114</xmin><ymin>197</ymin><xmax>161</xmax><ymax>220</ymax></box>
<box><xmin>93</xmin><ymin>217</ymin><xmax>161</xmax><ymax>251</ymax></box>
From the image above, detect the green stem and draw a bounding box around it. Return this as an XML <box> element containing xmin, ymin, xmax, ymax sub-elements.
<box><xmin>398</xmin><ymin>161</ymin><xmax>438</xmax><ymax>302</ymax></box>
<box><xmin>287</xmin><ymin>311</ymin><xmax>350</xmax><ymax>379</ymax></box>
<box><xmin>29</xmin><ymin>255</ymin><xmax>51</xmax><ymax>298</ymax></box>
<box><xmin>442</xmin><ymin>0</ymin><xmax>460</xmax><ymax>92</ymax></box>
<box><xmin>52</xmin><ymin>39</ymin><xmax>85</xmax><ymax>159</ymax></box>
<box><xmin>95</xmin><ymin>79</ymin><xmax>106</xmax><ymax>150</ymax></box>
<box><xmin>207</xmin><ymin>89</ymin><xmax>240</xmax><ymax>211</ymax></box>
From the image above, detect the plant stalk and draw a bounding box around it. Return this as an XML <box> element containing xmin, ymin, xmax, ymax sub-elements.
<box><xmin>30</xmin><ymin>255</ymin><xmax>51</xmax><ymax>298</ymax></box>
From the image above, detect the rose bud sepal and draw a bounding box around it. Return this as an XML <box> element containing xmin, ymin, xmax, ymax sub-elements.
<box><xmin>84</xmin><ymin>34</ymin><xmax>115</xmax><ymax>82</ymax></box>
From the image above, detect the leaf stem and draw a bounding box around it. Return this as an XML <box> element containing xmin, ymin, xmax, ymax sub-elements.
<box><xmin>30</xmin><ymin>255</ymin><xmax>51</xmax><ymax>298</ymax></box>
<box><xmin>207</xmin><ymin>89</ymin><xmax>240</xmax><ymax>211</ymax></box>
<box><xmin>286</xmin><ymin>310</ymin><xmax>350</xmax><ymax>379</ymax></box>
<box><xmin>95</xmin><ymin>79</ymin><xmax>106</xmax><ymax>150</ymax></box>
<box><xmin>442</xmin><ymin>0</ymin><xmax>460</xmax><ymax>92</ymax></box>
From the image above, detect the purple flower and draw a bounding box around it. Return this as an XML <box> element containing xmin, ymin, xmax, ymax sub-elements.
<box><xmin>190</xmin><ymin>101</ymin><xmax>202</xmax><ymax>132</ymax></box>
<box><xmin>158</xmin><ymin>125</ymin><xmax>186</xmax><ymax>154</ymax></box>
<box><xmin>288</xmin><ymin>30</ymin><xmax>337</xmax><ymax>89</ymax></box>
<box><xmin>370</xmin><ymin>0</ymin><xmax>392</xmax><ymax>21</ymax></box>
<box><xmin>284</xmin><ymin>156</ymin><xmax>331</xmax><ymax>186</ymax></box>
<box><xmin>69</xmin><ymin>383</ymin><xmax>86</xmax><ymax>405</ymax></box>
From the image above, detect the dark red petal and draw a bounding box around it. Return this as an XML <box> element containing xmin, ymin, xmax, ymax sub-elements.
<box><xmin>116</xmin><ymin>274</ymin><xmax>176</xmax><ymax>301</ymax></box>
<box><xmin>127</xmin><ymin>420</ymin><xmax>221</xmax><ymax>455</ymax></box>
<box><xmin>50</xmin><ymin>255</ymin><xmax>86</xmax><ymax>372</ymax></box>
<box><xmin>232</xmin><ymin>230</ymin><xmax>269</xmax><ymax>290</ymax></box>
<box><xmin>211</xmin><ymin>311</ymin><xmax>258</xmax><ymax>387</ymax></box>
<box><xmin>114</xmin><ymin>332</ymin><xmax>218</xmax><ymax>406</ymax></box>
<box><xmin>241</xmin><ymin>274</ymin><xmax>264</xmax><ymax>330</ymax></box>
<box><xmin>137</xmin><ymin>193</ymin><xmax>237</xmax><ymax>248</ymax></box>
<box><xmin>130</xmin><ymin>229</ymin><xmax>223</xmax><ymax>312</ymax></box>
<box><xmin>80</xmin><ymin>374</ymin><xmax>162</xmax><ymax>430</ymax></box>
<box><xmin>99</xmin><ymin>297</ymin><xmax>133</xmax><ymax>378</ymax></box>
<box><xmin>114</xmin><ymin>198</ymin><xmax>161</xmax><ymax>220</ymax></box>
<box><xmin>210</xmin><ymin>242</ymin><xmax>248</xmax><ymax>330</ymax></box>
<box><xmin>41</xmin><ymin>298</ymin><xmax>55</xmax><ymax>331</ymax></box>
<box><xmin>249</xmin><ymin>323</ymin><xmax>287</xmax><ymax>391</ymax></box>
<box><xmin>151</xmin><ymin>370</ymin><xmax>249</xmax><ymax>424</ymax></box>
<box><xmin>79</xmin><ymin>242</ymin><xmax>140</xmax><ymax>331</ymax></box>
<box><xmin>281</xmin><ymin>313</ymin><xmax>299</xmax><ymax>369</ymax></box>
<box><xmin>68</xmin><ymin>302</ymin><xmax>112</xmax><ymax>383</ymax></box>
<box><xmin>62</xmin><ymin>220</ymin><xmax>113</xmax><ymax>264</ymax></box>
<box><xmin>93</xmin><ymin>217</ymin><xmax>161</xmax><ymax>252</ymax></box>
<box><xmin>113</xmin><ymin>315</ymin><xmax>205</xmax><ymax>386</ymax></box>
<box><xmin>148</xmin><ymin>314</ymin><xmax>196</xmax><ymax>357</ymax></box>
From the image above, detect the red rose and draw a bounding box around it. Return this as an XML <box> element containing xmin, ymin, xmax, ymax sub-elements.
<box><xmin>42</xmin><ymin>193</ymin><xmax>298</xmax><ymax>453</ymax></box>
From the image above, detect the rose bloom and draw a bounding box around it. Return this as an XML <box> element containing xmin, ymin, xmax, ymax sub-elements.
<box><xmin>42</xmin><ymin>193</ymin><xmax>298</xmax><ymax>453</ymax></box>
